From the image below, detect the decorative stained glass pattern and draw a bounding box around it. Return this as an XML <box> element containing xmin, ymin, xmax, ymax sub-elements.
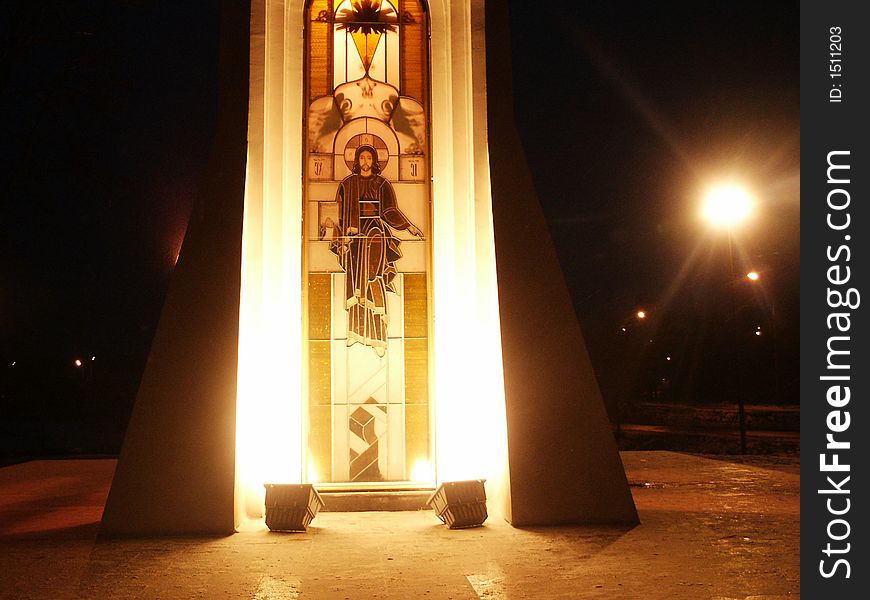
<box><xmin>333</xmin><ymin>0</ymin><xmax>399</xmax><ymax>88</ymax></box>
<box><xmin>349</xmin><ymin>398</ymin><xmax>388</xmax><ymax>481</ymax></box>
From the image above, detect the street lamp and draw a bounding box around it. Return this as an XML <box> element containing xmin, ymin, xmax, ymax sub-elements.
<box><xmin>701</xmin><ymin>184</ymin><xmax>753</xmax><ymax>227</ymax></box>
<box><xmin>702</xmin><ymin>183</ymin><xmax>755</xmax><ymax>454</ymax></box>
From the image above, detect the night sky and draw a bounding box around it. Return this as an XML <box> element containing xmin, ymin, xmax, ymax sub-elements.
<box><xmin>1</xmin><ymin>1</ymin><xmax>799</xmax><ymax>454</ymax></box>
<box><xmin>509</xmin><ymin>0</ymin><xmax>799</xmax><ymax>414</ymax></box>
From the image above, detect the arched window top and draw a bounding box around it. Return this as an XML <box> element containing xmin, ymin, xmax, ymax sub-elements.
<box><xmin>307</xmin><ymin>0</ymin><xmax>429</xmax><ymax>105</ymax></box>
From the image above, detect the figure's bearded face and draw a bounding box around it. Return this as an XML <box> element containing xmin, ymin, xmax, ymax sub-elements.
<box><xmin>358</xmin><ymin>150</ymin><xmax>374</xmax><ymax>176</ymax></box>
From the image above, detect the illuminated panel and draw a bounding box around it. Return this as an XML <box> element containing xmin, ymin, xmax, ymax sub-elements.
<box><xmin>399</xmin><ymin>0</ymin><xmax>427</xmax><ymax>104</ymax></box>
<box><xmin>403</xmin><ymin>272</ymin><xmax>428</xmax><ymax>337</ymax></box>
<box><xmin>308</xmin><ymin>273</ymin><xmax>332</xmax><ymax>481</ymax></box>
<box><xmin>404</xmin><ymin>338</ymin><xmax>429</xmax><ymax>479</ymax></box>
<box><xmin>308</xmin><ymin>273</ymin><xmax>331</xmax><ymax>339</ymax></box>
<box><xmin>309</xmin><ymin>0</ymin><xmax>332</xmax><ymax>101</ymax></box>
<box><xmin>403</xmin><ymin>273</ymin><xmax>429</xmax><ymax>479</ymax></box>
<box><xmin>333</xmin><ymin>0</ymin><xmax>399</xmax><ymax>88</ymax></box>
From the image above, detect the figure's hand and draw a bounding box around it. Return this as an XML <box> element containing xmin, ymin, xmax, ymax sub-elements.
<box><xmin>346</xmin><ymin>226</ymin><xmax>358</xmax><ymax>235</ymax></box>
<box><xmin>322</xmin><ymin>217</ymin><xmax>335</xmax><ymax>228</ymax></box>
<box><xmin>407</xmin><ymin>224</ymin><xmax>423</xmax><ymax>237</ymax></box>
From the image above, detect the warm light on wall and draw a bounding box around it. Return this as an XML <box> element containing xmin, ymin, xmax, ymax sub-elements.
<box><xmin>236</xmin><ymin>156</ymin><xmax>305</xmax><ymax>519</ymax></box>
<box><xmin>432</xmin><ymin>292</ymin><xmax>508</xmax><ymax>486</ymax></box>
<box><xmin>236</xmin><ymin>0</ymin><xmax>307</xmax><ymax>523</ymax></box>
<box><xmin>410</xmin><ymin>459</ymin><xmax>434</xmax><ymax>483</ymax></box>
<box><xmin>306</xmin><ymin>458</ymin><xmax>322</xmax><ymax>484</ymax></box>
<box><xmin>428</xmin><ymin>23</ymin><xmax>510</xmax><ymax>498</ymax></box>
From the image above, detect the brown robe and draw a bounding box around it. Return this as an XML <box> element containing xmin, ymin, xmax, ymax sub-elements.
<box><xmin>331</xmin><ymin>173</ymin><xmax>413</xmax><ymax>355</ymax></box>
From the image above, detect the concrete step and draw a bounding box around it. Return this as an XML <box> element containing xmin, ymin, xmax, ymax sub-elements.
<box><xmin>318</xmin><ymin>490</ymin><xmax>434</xmax><ymax>512</ymax></box>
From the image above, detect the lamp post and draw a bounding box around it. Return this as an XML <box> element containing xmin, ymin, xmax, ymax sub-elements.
<box><xmin>702</xmin><ymin>183</ymin><xmax>754</xmax><ymax>454</ymax></box>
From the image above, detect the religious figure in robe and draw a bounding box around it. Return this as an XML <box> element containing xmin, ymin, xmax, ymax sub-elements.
<box><xmin>327</xmin><ymin>145</ymin><xmax>423</xmax><ymax>356</ymax></box>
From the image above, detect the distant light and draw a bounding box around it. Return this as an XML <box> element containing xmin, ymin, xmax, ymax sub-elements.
<box><xmin>702</xmin><ymin>184</ymin><xmax>753</xmax><ymax>227</ymax></box>
<box><xmin>746</xmin><ymin>271</ymin><xmax>760</xmax><ymax>281</ymax></box>
<box><xmin>755</xmin><ymin>326</ymin><xmax>762</xmax><ymax>336</ymax></box>
<box><xmin>621</xmin><ymin>327</ymin><xmax>626</xmax><ymax>332</ymax></box>
<box><xmin>11</xmin><ymin>361</ymin><xmax>15</xmax><ymax>367</ymax></box>
<box><xmin>666</xmin><ymin>356</ymin><xmax>671</xmax><ymax>361</ymax></box>
<box><xmin>636</xmin><ymin>310</ymin><xmax>647</xmax><ymax>319</ymax></box>
<box><xmin>91</xmin><ymin>356</ymin><xmax>96</xmax><ymax>361</ymax></box>
<box><xmin>74</xmin><ymin>359</ymin><xmax>83</xmax><ymax>367</ymax></box>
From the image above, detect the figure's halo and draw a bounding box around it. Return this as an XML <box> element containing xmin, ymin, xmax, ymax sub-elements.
<box><xmin>344</xmin><ymin>134</ymin><xmax>389</xmax><ymax>171</ymax></box>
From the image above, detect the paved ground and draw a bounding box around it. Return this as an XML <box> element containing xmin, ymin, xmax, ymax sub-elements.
<box><xmin>0</xmin><ymin>452</ymin><xmax>799</xmax><ymax>599</ymax></box>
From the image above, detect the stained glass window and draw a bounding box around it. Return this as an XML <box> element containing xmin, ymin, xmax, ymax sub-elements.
<box><xmin>304</xmin><ymin>0</ymin><xmax>431</xmax><ymax>484</ymax></box>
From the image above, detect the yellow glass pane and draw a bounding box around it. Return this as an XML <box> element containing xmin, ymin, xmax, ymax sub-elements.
<box><xmin>308</xmin><ymin>273</ymin><xmax>331</xmax><ymax>340</ymax></box>
<box><xmin>309</xmin><ymin>21</ymin><xmax>330</xmax><ymax>100</ymax></box>
<box><xmin>403</xmin><ymin>273</ymin><xmax>428</xmax><ymax>338</ymax></box>
<box><xmin>309</xmin><ymin>341</ymin><xmax>331</xmax><ymax>406</ymax></box>
<box><xmin>404</xmin><ymin>338</ymin><xmax>428</xmax><ymax>405</ymax></box>
<box><xmin>309</xmin><ymin>0</ymin><xmax>330</xmax><ymax>18</ymax></box>
<box><xmin>404</xmin><ymin>404</ymin><xmax>430</xmax><ymax>480</ymax></box>
<box><xmin>308</xmin><ymin>404</ymin><xmax>332</xmax><ymax>482</ymax></box>
<box><xmin>399</xmin><ymin>0</ymin><xmax>427</xmax><ymax>103</ymax></box>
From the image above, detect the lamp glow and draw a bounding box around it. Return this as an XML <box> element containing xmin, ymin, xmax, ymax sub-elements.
<box><xmin>746</xmin><ymin>271</ymin><xmax>760</xmax><ymax>281</ymax></box>
<box><xmin>701</xmin><ymin>184</ymin><xmax>753</xmax><ymax>227</ymax></box>
<box><xmin>701</xmin><ymin>182</ymin><xmax>754</xmax><ymax>455</ymax></box>
<box><xmin>411</xmin><ymin>460</ymin><xmax>434</xmax><ymax>483</ymax></box>
<box><xmin>236</xmin><ymin>139</ymin><xmax>305</xmax><ymax>523</ymax></box>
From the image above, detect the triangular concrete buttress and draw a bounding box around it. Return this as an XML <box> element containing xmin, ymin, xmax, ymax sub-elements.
<box><xmin>99</xmin><ymin>0</ymin><xmax>250</xmax><ymax>537</ymax></box>
<box><xmin>483</xmin><ymin>0</ymin><xmax>639</xmax><ymax>526</ymax></box>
